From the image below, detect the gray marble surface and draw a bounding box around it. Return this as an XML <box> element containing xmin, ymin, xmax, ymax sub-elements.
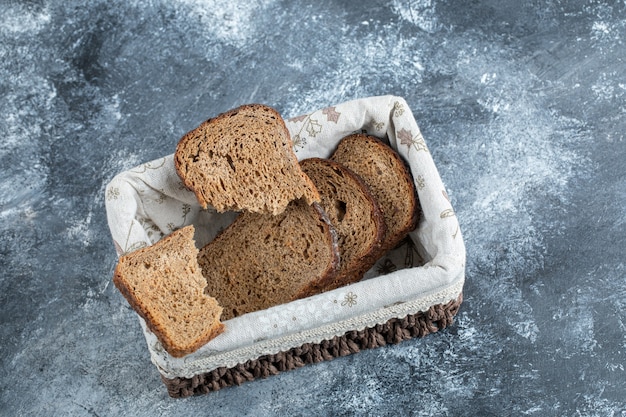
<box><xmin>1</xmin><ymin>0</ymin><xmax>625</xmax><ymax>415</ymax></box>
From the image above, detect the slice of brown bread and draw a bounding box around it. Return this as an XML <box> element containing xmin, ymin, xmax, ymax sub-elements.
<box><xmin>113</xmin><ymin>225</ymin><xmax>224</xmax><ymax>358</ymax></box>
<box><xmin>174</xmin><ymin>104</ymin><xmax>320</xmax><ymax>215</ymax></box>
<box><xmin>331</xmin><ymin>133</ymin><xmax>420</xmax><ymax>254</ymax></box>
<box><xmin>300</xmin><ymin>158</ymin><xmax>386</xmax><ymax>290</ymax></box>
<box><xmin>198</xmin><ymin>199</ymin><xmax>340</xmax><ymax>320</ymax></box>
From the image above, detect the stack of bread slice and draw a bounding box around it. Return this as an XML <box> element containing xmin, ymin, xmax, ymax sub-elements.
<box><xmin>113</xmin><ymin>104</ymin><xmax>419</xmax><ymax>357</ymax></box>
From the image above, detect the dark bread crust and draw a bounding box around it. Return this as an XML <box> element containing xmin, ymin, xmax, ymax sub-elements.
<box><xmin>174</xmin><ymin>104</ymin><xmax>319</xmax><ymax>214</ymax></box>
<box><xmin>113</xmin><ymin>226</ymin><xmax>224</xmax><ymax>358</ymax></box>
<box><xmin>293</xmin><ymin>202</ymin><xmax>341</xmax><ymax>298</ymax></box>
<box><xmin>331</xmin><ymin>133</ymin><xmax>420</xmax><ymax>255</ymax></box>
<box><xmin>300</xmin><ymin>158</ymin><xmax>386</xmax><ymax>290</ymax></box>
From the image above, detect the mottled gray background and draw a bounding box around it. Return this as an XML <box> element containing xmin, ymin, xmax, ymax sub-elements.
<box><xmin>1</xmin><ymin>0</ymin><xmax>625</xmax><ymax>415</ymax></box>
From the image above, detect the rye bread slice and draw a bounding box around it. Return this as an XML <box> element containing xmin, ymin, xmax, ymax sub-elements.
<box><xmin>198</xmin><ymin>199</ymin><xmax>340</xmax><ymax>320</ymax></box>
<box><xmin>300</xmin><ymin>158</ymin><xmax>386</xmax><ymax>290</ymax></box>
<box><xmin>174</xmin><ymin>104</ymin><xmax>319</xmax><ymax>215</ymax></box>
<box><xmin>331</xmin><ymin>134</ymin><xmax>419</xmax><ymax>254</ymax></box>
<box><xmin>113</xmin><ymin>225</ymin><xmax>224</xmax><ymax>358</ymax></box>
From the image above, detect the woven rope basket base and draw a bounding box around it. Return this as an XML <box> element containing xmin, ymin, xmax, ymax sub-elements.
<box><xmin>162</xmin><ymin>294</ymin><xmax>462</xmax><ymax>397</ymax></box>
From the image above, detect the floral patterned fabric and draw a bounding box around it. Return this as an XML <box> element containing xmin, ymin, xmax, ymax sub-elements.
<box><xmin>105</xmin><ymin>95</ymin><xmax>465</xmax><ymax>378</ymax></box>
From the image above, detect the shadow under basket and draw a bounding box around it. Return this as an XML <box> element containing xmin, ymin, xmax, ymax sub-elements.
<box><xmin>162</xmin><ymin>294</ymin><xmax>462</xmax><ymax>397</ymax></box>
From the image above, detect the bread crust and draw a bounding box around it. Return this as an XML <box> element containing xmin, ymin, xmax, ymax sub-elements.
<box><xmin>300</xmin><ymin>158</ymin><xmax>386</xmax><ymax>290</ymax></box>
<box><xmin>294</xmin><ymin>201</ymin><xmax>341</xmax><ymax>298</ymax></box>
<box><xmin>331</xmin><ymin>133</ymin><xmax>420</xmax><ymax>255</ymax></box>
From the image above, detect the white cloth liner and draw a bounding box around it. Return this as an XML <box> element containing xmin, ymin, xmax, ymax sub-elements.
<box><xmin>105</xmin><ymin>95</ymin><xmax>465</xmax><ymax>379</ymax></box>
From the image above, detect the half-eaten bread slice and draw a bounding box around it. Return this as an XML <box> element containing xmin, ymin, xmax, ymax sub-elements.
<box><xmin>113</xmin><ymin>225</ymin><xmax>224</xmax><ymax>358</ymax></box>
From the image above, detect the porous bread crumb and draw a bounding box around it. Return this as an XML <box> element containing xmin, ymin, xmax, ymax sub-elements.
<box><xmin>198</xmin><ymin>199</ymin><xmax>339</xmax><ymax>320</ymax></box>
<box><xmin>174</xmin><ymin>104</ymin><xmax>319</xmax><ymax>215</ymax></box>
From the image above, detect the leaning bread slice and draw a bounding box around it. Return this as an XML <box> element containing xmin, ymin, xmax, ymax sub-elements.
<box><xmin>300</xmin><ymin>158</ymin><xmax>386</xmax><ymax>290</ymax></box>
<box><xmin>174</xmin><ymin>104</ymin><xmax>320</xmax><ymax>215</ymax></box>
<box><xmin>113</xmin><ymin>225</ymin><xmax>224</xmax><ymax>358</ymax></box>
<box><xmin>198</xmin><ymin>199</ymin><xmax>340</xmax><ymax>321</ymax></box>
<box><xmin>331</xmin><ymin>134</ymin><xmax>420</xmax><ymax>254</ymax></box>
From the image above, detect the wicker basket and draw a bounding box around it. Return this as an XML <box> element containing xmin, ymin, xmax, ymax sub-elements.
<box><xmin>105</xmin><ymin>96</ymin><xmax>465</xmax><ymax>397</ymax></box>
